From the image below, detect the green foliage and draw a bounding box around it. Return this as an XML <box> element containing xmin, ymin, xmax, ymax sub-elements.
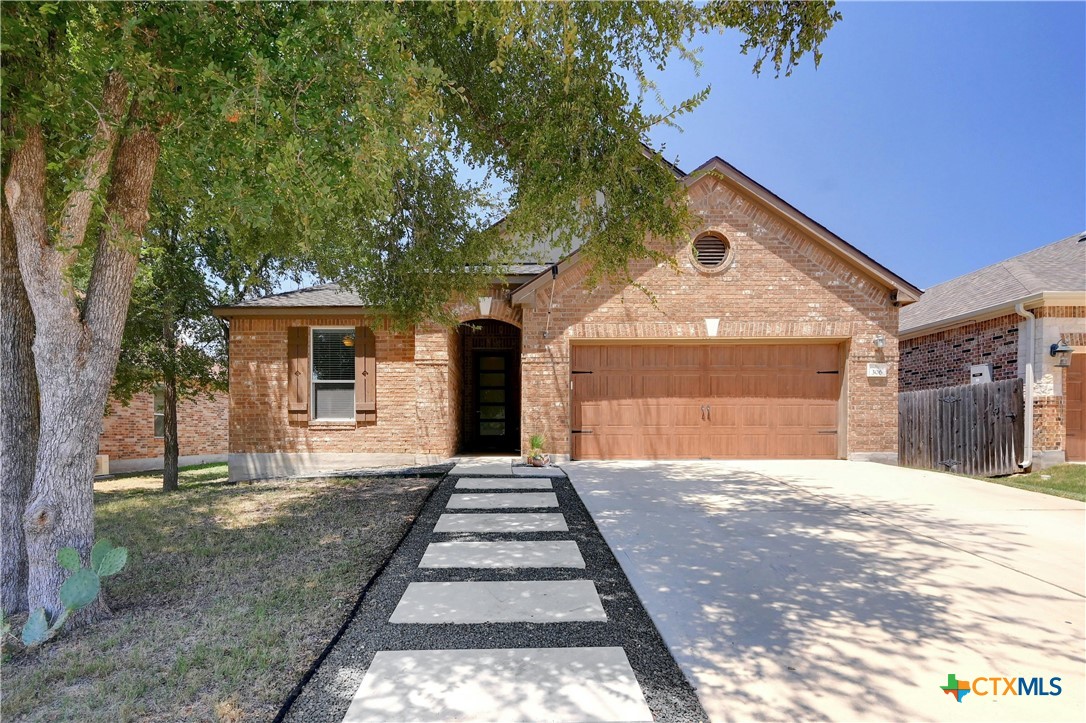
<box><xmin>529</xmin><ymin>433</ymin><xmax>546</xmax><ymax>452</ymax></box>
<box><xmin>3</xmin><ymin>1</ymin><xmax>839</xmax><ymax>327</ymax></box>
<box><xmin>18</xmin><ymin>540</ymin><xmax>128</xmax><ymax>649</ymax></box>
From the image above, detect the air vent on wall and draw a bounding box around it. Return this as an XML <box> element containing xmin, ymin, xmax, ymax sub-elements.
<box><xmin>692</xmin><ymin>235</ymin><xmax>730</xmax><ymax>269</ymax></box>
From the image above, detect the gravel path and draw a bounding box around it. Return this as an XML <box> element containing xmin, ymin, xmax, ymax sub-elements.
<box><xmin>283</xmin><ymin>470</ymin><xmax>708</xmax><ymax>722</ymax></box>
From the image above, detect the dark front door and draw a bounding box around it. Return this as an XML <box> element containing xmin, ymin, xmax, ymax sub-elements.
<box><xmin>474</xmin><ymin>352</ymin><xmax>517</xmax><ymax>452</ymax></box>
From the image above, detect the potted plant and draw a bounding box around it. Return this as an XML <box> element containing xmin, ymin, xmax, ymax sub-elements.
<box><xmin>527</xmin><ymin>433</ymin><xmax>548</xmax><ymax>467</ymax></box>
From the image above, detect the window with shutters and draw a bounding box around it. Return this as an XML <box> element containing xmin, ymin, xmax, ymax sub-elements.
<box><xmin>690</xmin><ymin>233</ymin><xmax>732</xmax><ymax>272</ymax></box>
<box><xmin>311</xmin><ymin>328</ymin><xmax>356</xmax><ymax>420</ymax></box>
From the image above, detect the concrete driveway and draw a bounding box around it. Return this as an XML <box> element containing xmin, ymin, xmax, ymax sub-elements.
<box><xmin>564</xmin><ymin>460</ymin><xmax>1085</xmax><ymax>722</ymax></box>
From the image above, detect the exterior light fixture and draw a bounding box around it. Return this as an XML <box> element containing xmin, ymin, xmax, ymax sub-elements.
<box><xmin>874</xmin><ymin>334</ymin><xmax>886</xmax><ymax>349</ymax></box>
<box><xmin>1050</xmin><ymin>338</ymin><xmax>1073</xmax><ymax>368</ymax></box>
<box><xmin>478</xmin><ymin>296</ymin><xmax>493</xmax><ymax>316</ymax></box>
<box><xmin>342</xmin><ymin>333</ymin><xmax>355</xmax><ymax>348</ymax></box>
<box><xmin>705</xmin><ymin>318</ymin><xmax>720</xmax><ymax>336</ymax></box>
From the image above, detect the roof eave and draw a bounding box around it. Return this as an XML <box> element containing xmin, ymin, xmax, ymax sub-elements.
<box><xmin>213</xmin><ymin>305</ymin><xmax>374</xmax><ymax>318</ymax></box>
<box><xmin>898</xmin><ymin>290</ymin><xmax>1086</xmax><ymax>339</ymax></box>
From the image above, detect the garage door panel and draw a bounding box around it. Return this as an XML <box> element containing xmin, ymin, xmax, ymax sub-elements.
<box><xmin>740</xmin><ymin>374</ymin><xmax>770</xmax><ymax>397</ymax></box>
<box><xmin>707</xmin><ymin>345</ymin><xmax>739</xmax><ymax>368</ymax></box>
<box><xmin>741</xmin><ymin>405</ymin><xmax>770</xmax><ymax>428</ymax></box>
<box><xmin>571</xmin><ymin>343</ymin><xmax>841</xmax><ymax>460</ymax></box>
<box><xmin>639</xmin><ymin>374</ymin><xmax>670</xmax><ymax>398</ymax></box>
<box><xmin>669</xmin><ymin>373</ymin><xmax>702</xmax><ymax>398</ymax></box>
<box><xmin>602</xmin><ymin>345</ymin><xmax>632</xmax><ymax>369</ymax></box>
<box><xmin>706</xmin><ymin>404</ymin><xmax>738</xmax><ymax>428</ymax></box>
<box><xmin>707</xmin><ymin>373</ymin><xmax>740</xmax><ymax>397</ymax></box>
<box><xmin>808</xmin><ymin>404</ymin><xmax>837</xmax><ymax>428</ymax></box>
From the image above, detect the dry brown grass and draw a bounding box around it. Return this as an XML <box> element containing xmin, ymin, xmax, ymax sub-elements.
<box><xmin>2</xmin><ymin>468</ymin><xmax>438</xmax><ymax>722</ymax></box>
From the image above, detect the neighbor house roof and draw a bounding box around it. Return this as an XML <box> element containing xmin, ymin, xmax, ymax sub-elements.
<box><xmin>899</xmin><ymin>231</ymin><xmax>1086</xmax><ymax>338</ymax></box>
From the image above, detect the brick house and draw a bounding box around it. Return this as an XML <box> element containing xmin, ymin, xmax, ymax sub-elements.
<box><xmin>215</xmin><ymin>156</ymin><xmax>922</xmax><ymax>481</ymax></box>
<box><xmin>98</xmin><ymin>390</ymin><xmax>229</xmax><ymax>473</ymax></box>
<box><xmin>899</xmin><ymin>232</ymin><xmax>1086</xmax><ymax>465</ymax></box>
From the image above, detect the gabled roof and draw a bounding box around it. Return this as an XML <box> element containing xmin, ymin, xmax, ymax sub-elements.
<box><xmin>512</xmin><ymin>154</ymin><xmax>922</xmax><ymax>305</ymax></box>
<box><xmin>899</xmin><ymin>231</ymin><xmax>1086</xmax><ymax>337</ymax></box>
<box><xmin>686</xmin><ymin>157</ymin><xmax>921</xmax><ymax>301</ymax></box>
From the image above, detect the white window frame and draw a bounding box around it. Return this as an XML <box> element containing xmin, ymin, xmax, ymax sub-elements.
<box><xmin>310</xmin><ymin>327</ymin><xmax>356</xmax><ymax>421</ymax></box>
<box><xmin>153</xmin><ymin>389</ymin><xmax>165</xmax><ymax>438</ymax></box>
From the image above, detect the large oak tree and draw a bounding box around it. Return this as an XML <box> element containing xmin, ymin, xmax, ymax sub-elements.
<box><xmin>1</xmin><ymin>1</ymin><xmax>838</xmax><ymax>620</ymax></box>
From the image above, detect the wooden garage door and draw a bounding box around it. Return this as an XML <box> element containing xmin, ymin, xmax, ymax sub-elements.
<box><xmin>571</xmin><ymin>343</ymin><xmax>842</xmax><ymax>460</ymax></box>
<box><xmin>1067</xmin><ymin>354</ymin><xmax>1085</xmax><ymax>462</ymax></box>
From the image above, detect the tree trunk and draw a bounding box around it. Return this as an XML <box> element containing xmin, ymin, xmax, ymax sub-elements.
<box><xmin>6</xmin><ymin>125</ymin><xmax>160</xmax><ymax>622</ymax></box>
<box><xmin>0</xmin><ymin>192</ymin><xmax>39</xmax><ymax>615</ymax></box>
<box><xmin>162</xmin><ymin>321</ymin><xmax>179</xmax><ymax>492</ymax></box>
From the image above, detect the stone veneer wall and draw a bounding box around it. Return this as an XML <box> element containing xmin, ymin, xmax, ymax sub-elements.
<box><xmin>99</xmin><ymin>390</ymin><xmax>228</xmax><ymax>462</ymax></box>
<box><xmin>517</xmin><ymin>173</ymin><xmax>901</xmax><ymax>459</ymax></box>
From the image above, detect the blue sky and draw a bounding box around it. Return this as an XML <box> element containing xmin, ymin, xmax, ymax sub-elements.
<box><xmin>646</xmin><ymin>1</ymin><xmax>1085</xmax><ymax>290</ymax></box>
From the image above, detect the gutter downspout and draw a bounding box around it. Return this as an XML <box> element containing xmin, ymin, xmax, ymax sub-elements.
<box><xmin>1014</xmin><ymin>303</ymin><xmax>1034</xmax><ymax>470</ymax></box>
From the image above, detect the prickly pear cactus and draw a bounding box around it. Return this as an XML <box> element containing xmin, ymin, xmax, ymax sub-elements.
<box><xmin>59</xmin><ymin>568</ymin><xmax>101</xmax><ymax>610</ymax></box>
<box><xmin>21</xmin><ymin>538</ymin><xmax>128</xmax><ymax>650</ymax></box>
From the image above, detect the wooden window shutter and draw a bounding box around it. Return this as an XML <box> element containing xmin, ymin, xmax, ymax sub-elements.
<box><xmin>287</xmin><ymin>326</ymin><xmax>309</xmax><ymax>423</ymax></box>
<box><xmin>355</xmin><ymin>326</ymin><xmax>376</xmax><ymax>422</ymax></box>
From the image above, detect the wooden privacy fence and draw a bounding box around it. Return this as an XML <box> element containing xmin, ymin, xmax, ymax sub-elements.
<box><xmin>898</xmin><ymin>378</ymin><xmax>1024</xmax><ymax>477</ymax></box>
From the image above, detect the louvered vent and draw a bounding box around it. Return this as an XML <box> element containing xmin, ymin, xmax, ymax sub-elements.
<box><xmin>692</xmin><ymin>235</ymin><xmax>730</xmax><ymax>269</ymax></box>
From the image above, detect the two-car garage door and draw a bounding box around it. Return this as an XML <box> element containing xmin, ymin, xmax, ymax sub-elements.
<box><xmin>570</xmin><ymin>343</ymin><xmax>843</xmax><ymax>460</ymax></box>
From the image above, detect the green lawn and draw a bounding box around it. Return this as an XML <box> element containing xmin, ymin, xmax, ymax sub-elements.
<box><xmin>983</xmin><ymin>464</ymin><xmax>1086</xmax><ymax>502</ymax></box>
<box><xmin>2</xmin><ymin>464</ymin><xmax>439</xmax><ymax>722</ymax></box>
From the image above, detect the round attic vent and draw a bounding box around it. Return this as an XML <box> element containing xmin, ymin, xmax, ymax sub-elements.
<box><xmin>691</xmin><ymin>234</ymin><xmax>731</xmax><ymax>270</ymax></box>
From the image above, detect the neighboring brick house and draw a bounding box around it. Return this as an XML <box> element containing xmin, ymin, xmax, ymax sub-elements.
<box><xmin>215</xmin><ymin>155</ymin><xmax>922</xmax><ymax>481</ymax></box>
<box><xmin>98</xmin><ymin>390</ymin><xmax>229</xmax><ymax>473</ymax></box>
<box><xmin>899</xmin><ymin>232</ymin><xmax>1086</xmax><ymax>466</ymax></box>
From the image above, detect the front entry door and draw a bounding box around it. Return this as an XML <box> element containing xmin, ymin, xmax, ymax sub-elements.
<box><xmin>475</xmin><ymin>352</ymin><xmax>517</xmax><ymax>452</ymax></box>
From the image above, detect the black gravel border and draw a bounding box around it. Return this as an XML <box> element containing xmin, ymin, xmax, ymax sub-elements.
<box><xmin>283</xmin><ymin>471</ymin><xmax>709</xmax><ymax>723</ymax></box>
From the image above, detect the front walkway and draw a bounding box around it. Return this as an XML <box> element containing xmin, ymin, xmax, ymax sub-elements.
<box><xmin>565</xmin><ymin>460</ymin><xmax>1086</xmax><ymax>722</ymax></box>
<box><xmin>286</xmin><ymin>468</ymin><xmax>704</xmax><ymax>722</ymax></box>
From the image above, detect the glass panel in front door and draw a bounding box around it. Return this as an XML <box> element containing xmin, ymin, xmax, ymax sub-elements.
<box><xmin>478</xmin><ymin>355</ymin><xmax>507</xmax><ymax>437</ymax></box>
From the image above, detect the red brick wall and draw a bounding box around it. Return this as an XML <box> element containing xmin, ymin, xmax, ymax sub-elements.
<box><xmin>99</xmin><ymin>391</ymin><xmax>228</xmax><ymax>461</ymax></box>
<box><xmin>225</xmin><ymin>175</ymin><xmax>905</xmax><ymax>460</ymax></box>
<box><xmin>227</xmin><ymin>316</ymin><xmax>420</xmax><ymax>455</ymax></box>
<box><xmin>519</xmin><ymin>172</ymin><xmax>901</xmax><ymax>457</ymax></box>
<box><xmin>899</xmin><ymin>315</ymin><xmax>1020</xmax><ymax>390</ymax></box>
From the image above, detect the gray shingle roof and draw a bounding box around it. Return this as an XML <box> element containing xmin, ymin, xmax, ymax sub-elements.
<box><xmin>231</xmin><ymin>283</ymin><xmax>368</xmax><ymax>308</ymax></box>
<box><xmin>899</xmin><ymin>232</ymin><xmax>1086</xmax><ymax>334</ymax></box>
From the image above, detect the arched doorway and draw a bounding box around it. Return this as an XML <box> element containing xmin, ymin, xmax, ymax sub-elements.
<box><xmin>458</xmin><ymin>319</ymin><xmax>521</xmax><ymax>453</ymax></box>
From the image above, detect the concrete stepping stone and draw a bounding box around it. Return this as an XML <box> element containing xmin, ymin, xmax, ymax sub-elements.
<box><xmin>419</xmin><ymin>541</ymin><xmax>585</xmax><ymax>569</ymax></box>
<box><xmin>448</xmin><ymin>458</ymin><xmax>514</xmax><ymax>476</ymax></box>
<box><xmin>389</xmin><ymin>580</ymin><xmax>607</xmax><ymax>623</ymax></box>
<box><xmin>342</xmin><ymin>646</ymin><xmax>652</xmax><ymax>722</ymax></box>
<box><xmin>455</xmin><ymin>477</ymin><xmax>553</xmax><ymax>490</ymax></box>
<box><xmin>447</xmin><ymin>492</ymin><xmax>559</xmax><ymax>509</ymax></box>
<box><xmin>434</xmin><ymin>512</ymin><xmax>569</xmax><ymax>533</ymax></box>
<box><xmin>511</xmin><ymin>465</ymin><xmax>566</xmax><ymax>478</ymax></box>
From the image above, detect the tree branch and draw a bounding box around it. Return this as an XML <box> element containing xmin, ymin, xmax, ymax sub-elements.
<box><xmin>58</xmin><ymin>72</ymin><xmax>130</xmax><ymax>251</ymax></box>
<box><xmin>83</xmin><ymin>128</ymin><xmax>161</xmax><ymax>358</ymax></box>
<box><xmin>3</xmin><ymin>126</ymin><xmax>82</xmax><ymax>319</ymax></box>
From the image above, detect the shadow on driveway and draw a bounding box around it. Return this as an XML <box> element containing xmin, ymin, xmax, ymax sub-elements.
<box><xmin>566</xmin><ymin>461</ymin><xmax>1086</xmax><ymax>722</ymax></box>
